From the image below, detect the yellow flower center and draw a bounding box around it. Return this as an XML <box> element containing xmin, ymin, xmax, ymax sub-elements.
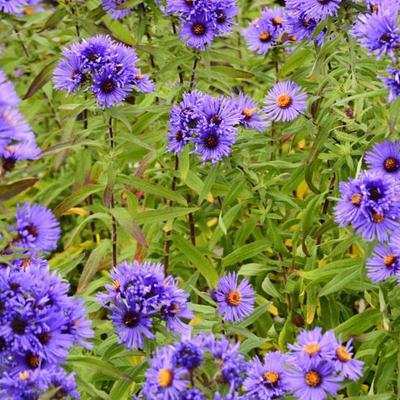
<box><xmin>305</xmin><ymin>370</ymin><xmax>321</xmax><ymax>387</ymax></box>
<box><xmin>276</xmin><ymin>94</ymin><xmax>292</xmax><ymax>109</ymax></box>
<box><xmin>242</xmin><ymin>107</ymin><xmax>256</xmax><ymax>119</ymax></box>
<box><xmin>18</xmin><ymin>371</ymin><xmax>30</xmax><ymax>380</ymax></box>
<box><xmin>272</xmin><ymin>17</ymin><xmax>283</xmax><ymax>26</ymax></box>
<box><xmin>303</xmin><ymin>343</ymin><xmax>320</xmax><ymax>355</ymax></box>
<box><xmin>336</xmin><ymin>346</ymin><xmax>352</xmax><ymax>362</ymax></box>
<box><xmin>226</xmin><ymin>290</ymin><xmax>242</xmax><ymax>306</ymax></box>
<box><xmin>259</xmin><ymin>31</ymin><xmax>271</xmax><ymax>42</ymax></box>
<box><xmin>371</xmin><ymin>4</ymin><xmax>379</xmax><ymax>12</ymax></box>
<box><xmin>136</xmin><ymin>74</ymin><xmax>144</xmax><ymax>80</ymax></box>
<box><xmin>264</xmin><ymin>371</ymin><xmax>279</xmax><ymax>384</ymax></box>
<box><xmin>351</xmin><ymin>193</ymin><xmax>362</xmax><ymax>206</ymax></box>
<box><xmin>158</xmin><ymin>368</ymin><xmax>174</xmax><ymax>387</ymax></box>
<box><xmin>112</xmin><ymin>280</ymin><xmax>121</xmax><ymax>290</ymax></box>
<box><xmin>384</xmin><ymin>254</ymin><xmax>396</xmax><ymax>267</ymax></box>
<box><xmin>288</xmin><ymin>34</ymin><xmax>298</xmax><ymax>42</ymax></box>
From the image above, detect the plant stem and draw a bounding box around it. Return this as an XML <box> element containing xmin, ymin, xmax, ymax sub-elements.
<box><xmin>187</xmin><ymin>194</ymin><xmax>196</xmax><ymax>246</ymax></box>
<box><xmin>164</xmin><ymin>155</ymin><xmax>179</xmax><ymax>272</ymax></box>
<box><xmin>108</xmin><ymin>117</ymin><xmax>117</xmax><ymax>267</ymax></box>
<box><xmin>189</xmin><ymin>56</ymin><xmax>199</xmax><ymax>89</ymax></box>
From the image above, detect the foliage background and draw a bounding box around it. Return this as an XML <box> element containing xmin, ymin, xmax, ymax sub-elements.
<box><xmin>1</xmin><ymin>0</ymin><xmax>400</xmax><ymax>398</ymax></box>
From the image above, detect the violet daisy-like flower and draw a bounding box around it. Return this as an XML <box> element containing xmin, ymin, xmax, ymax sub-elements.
<box><xmin>288</xmin><ymin>327</ymin><xmax>335</xmax><ymax>362</ymax></box>
<box><xmin>285</xmin><ymin>14</ymin><xmax>321</xmax><ymax>44</ymax></box>
<box><xmin>334</xmin><ymin>177</ymin><xmax>365</xmax><ymax>227</ymax></box>
<box><xmin>0</xmin><ymin>107</ymin><xmax>35</xmax><ymax>142</ymax></box>
<box><xmin>0</xmin><ymin>69</ymin><xmax>20</xmax><ymax>107</ymax></box>
<box><xmin>173</xmin><ymin>340</ymin><xmax>203</xmax><ymax>369</ymax></box>
<box><xmin>91</xmin><ymin>67</ymin><xmax>131</xmax><ymax>108</ymax></box>
<box><xmin>180</xmin><ymin>12</ymin><xmax>216</xmax><ymax>50</ymax></box>
<box><xmin>193</xmin><ymin>127</ymin><xmax>236</xmax><ymax>164</ymax></box>
<box><xmin>286</xmin><ymin>357</ymin><xmax>342</xmax><ymax>400</ymax></box>
<box><xmin>366</xmin><ymin>243</ymin><xmax>400</xmax><ymax>283</ymax></box>
<box><xmin>365</xmin><ymin>140</ymin><xmax>400</xmax><ymax>178</ymax></box>
<box><xmin>351</xmin><ymin>9</ymin><xmax>400</xmax><ymax>60</ymax></box>
<box><xmin>243</xmin><ymin>351</ymin><xmax>290</xmax><ymax>400</ymax></box>
<box><xmin>233</xmin><ymin>92</ymin><xmax>270</xmax><ymax>132</ymax></box>
<box><xmin>179</xmin><ymin>388</ymin><xmax>205</xmax><ymax>400</ymax></box>
<box><xmin>12</xmin><ymin>202</ymin><xmax>61</xmax><ymax>253</ymax></box>
<box><xmin>214</xmin><ymin>272</ymin><xmax>255</xmax><ymax>322</ymax></box>
<box><xmin>52</xmin><ymin>50</ymin><xmax>85</xmax><ymax>94</ymax></box>
<box><xmin>242</xmin><ymin>18</ymin><xmax>279</xmax><ymax>55</ymax></box>
<box><xmin>0</xmin><ymin>0</ymin><xmax>28</xmax><ymax>14</ymax></box>
<box><xmin>263</xmin><ymin>81</ymin><xmax>307</xmax><ymax>122</ymax></box>
<box><xmin>291</xmin><ymin>0</ymin><xmax>342</xmax><ymax>21</ymax></box>
<box><xmin>212</xmin><ymin>0</ymin><xmax>237</xmax><ymax>36</ymax></box>
<box><xmin>165</xmin><ymin>0</ymin><xmax>195</xmax><ymax>15</ymax></box>
<box><xmin>379</xmin><ymin>66</ymin><xmax>400</xmax><ymax>102</ymax></box>
<box><xmin>102</xmin><ymin>0</ymin><xmax>133</xmax><ymax>19</ymax></box>
<box><xmin>142</xmin><ymin>346</ymin><xmax>189</xmax><ymax>400</ymax></box>
<box><xmin>0</xmin><ymin>140</ymin><xmax>41</xmax><ymax>172</ymax></box>
<box><xmin>261</xmin><ymin>6</ymin><xmax>287</xmax><ymax>33</ymax></box>
<box><xmin>132</xmin><ymin>69</ymin><xmax>155</xmax><ymax>93</ymax></box>
<box><xmin>323</xmin><ymin>331</ymin><xmax>364</xmax><ymax>381</ymax></box>
<box><xmin>79</xmin><ymin>35</ymin><xmax>113</xmax><ymax>71</ymax></box>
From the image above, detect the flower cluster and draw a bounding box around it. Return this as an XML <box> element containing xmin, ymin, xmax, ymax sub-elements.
<box><xmin>140</xmin><ymin>333</ymin><xmax>247</xmax><ymax>400</ymax></box>
<box><xmin>53</xmin><ymin>35</ymin><xmax>154</xmax><ymax>108</ymax></box>
<box><xmin>0</xmin><ymin>0</ymin><xmax>30</xmax><ymax>14</ymax></box>
<box><xmin>137</xmin><ymin>327</ymin><xmax>363</xmax><ymax>399</ymax></box>
<box><xmin>101</xmin><ymin>0</ymin><xmax>134</xmax><ymax>19</ymax></box>
<box><xmin>97</xmin><ymin>261</ymin><xmax>193</xmax><ymax>349</ymax></box>
<box><xmin>164</xmin><ymin>0</ymin><xmax>238</xmax><ymax>50</ymax></box>
<box><xmin>242</xmin><ymin>1</ymin><xmax>339</xmax><ymax>55</ymax></box>
<box><xmin>351</xmin><ymin>0</ymin><xmax>400</xmax><ymax>102</ymax></box>
<box><xmin>334</xmin><ymin>140</ymin><xmax>400</xmax><ymax>284</ymax></box>
<box><xmin>167</xmin><ymin>83</ymin><xmax>306</xmax><ymax>163</ymax></box>
<box><xmin>0</xmin><ymin>68</ymin><xmax>40</xmax><ymax>174</ymax></box>
<box><xmin>0</xmin><ymin>257</ymin><xmax>93</xmax><ymax>399</ymax></box>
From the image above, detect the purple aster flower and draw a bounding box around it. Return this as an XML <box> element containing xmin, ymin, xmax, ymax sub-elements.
<box><xmin>365</xmin><ymin>140</ymin><xmax>400</xmax><ymax>178</ymax></box>
<box><xmin>132</xmin><ymin>70</ymin><xmax>155</xmax><ymax>94</ymax></box>
<box><xmin>12</xmin><ymin>202</ymin><xmax>61</xmax><ymax>253</ymax></box>
<box><xmin>0</xmin><ymin>0</ymin><xmax>28</xmax><ymax>14</ymax></box>
<box><xmin>233</xmin><ymin>92</ymin><xmax>270</xmax><ymax>132</ymax></box>
<box><xmin>287</xmin><ymin>0</ymin><xmax>342</xmax><ymax>21</ymax></box>
<box><xmin>201</xmin><ymin>95</ymin><xmax>241</xmax><ymax>134</ymax></box>
<box><xmin>173</xmin><ymin>340</ymin><xmax>203</xmax><ymax>369</ymax></box>
<box><xmin>286</xmin><ymin>357</ymin><xmax>342</xmax><ymax>400</ymax></box>
<box><xmin>334</xmin><ymin>177</ymin><xmax>365</xmax><ymax>227</ymax></box>
<box><xmin>379</xmin><ymin>66</ymin><xmax>400</xmax><ymax>102</ymax></box>
<box><xmin>1</xmin><ymin>140</ymin><xmax>41</xmax><ymax>172</ymax></box>
<box><xmin>285</xmin><ymin>14</ymin><xmax>320</xmax><ymax>44</ymax></box>
<box><xmin>0</xmin><ymin>107</ymin><xmax>35</xmax><ymax>142</ymax></box>
<box><xmin>212</xmin><ymin>0</ymin><xmax>237</xmax><ymax>36</ymax></box>
<box><xmin>91</xmin><ymin>66</ymin><xmax>131</xmax><ymax>108</ymax></box>
<box><xmin>180</xmin><ymin>12</ymin><xmax>216</xmax><ymax>50</ymax></box>
<box><xmin>53</xmin><ymin>49</ymin><xmax>85</xmax><ymax>94</ymax></box>
<box><xmin>102</xmin><ymin>0</ymin><xmax>133</xmax><ymax>19</ymax></box>
<box><xmin>0</xmin><ymin>69</ymin><xmax>20</xmax><ymax>107</ymax></box>
<box><xmin>0</xmin><ymin>369</ymin><xmax>46</xmax><ymax>399</ymax></box>
<box><xmin>324</xmin><ymin>331</ymin><xmax>364</xmax><ymax>382</ymax></box>
<box><xmin>165</xmin><ymin>0</ymin><xmax>197</xmax><ymax>15</ymax></box>
<box><xmin>193</xmin><ymin>127</ymin><xmax>236</xmax><ymax>164</ymax></box>
<box><xmin>288</xmin><ymin>327</ymin><xmax>335</xmax><ymax>362</ymax></box>
<box><xmin>263</xmin><ymin>81</ymin><xmax>307</xmax><ymax>122</ymax></box>
<box><xmin>79</xmin><ymin>35</ymin><xmax>113</xmax><ymax>71</ymax></box>
<box><xmin>45</xmin><ymin>368</ymin><xmax>80</xmax><ymax>400</ymax></box>
<box><xmin>242</xmin><ymin>18</ymin><xmax>279</xmax><ymax>55</ymax></box>
<box><xmin>261</xmin><ymin>6</ymin><xmax>287</xmax><ymax>33</ymax></box>
<box><xmin>214</xmin><ymin>272</ymin><xmax>255</xmax><ymax>322</ymax></box>
<box><xmin>179</xmin><ymin>388</ymin><xmax>205</xmax><ymax>400</ymax></box>
<box><xmin>142</xmin><ymin>346</ymin><xmax>189</xmax><ymax>400</ymax></box>
<box><xmin>167</xmin><ymin>127</ymin><xmax>189</xmax><ymax>153</ymax></box>
<box><xmin>243</xmin><ymin>351</ymin><xmax>290</xmax><ymax>400</ymax></box>
<box><xmin>366</xmin><ymin>243</ymin><xmax>399</xmax><ymax>283</ymax></box>
<box><xmin>351</xmin><ymin>9</ymin><xmax>400</xmax><ymax>60</ymax></box>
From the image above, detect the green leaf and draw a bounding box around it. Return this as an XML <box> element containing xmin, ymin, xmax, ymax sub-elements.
<box><xmin>23</xmin><ymin>60</ymin><xmax>57</xmax><ymax>100</ymax></box>
<box><xmin>335</xmin><ymin>309</ymin><xmax>382</xmax><ymax>340</ymax></box>
<box><xmin>110</xmin><ymin>207</ymin><xmax>148</xmax><ymax>247</ymax></box>
<box><xmin>173</xmin><ymin>234</ymin><xmax>218</xmax><ymax>287</ymax></box>
<box><xmin>0</xmin><ymin>178</ymin><xmax>38</xmax><ymax>201</ymax></box>
<box><xmin>133</xmin><ymin>207</ymin><xmax>199</xmax><ymax>225</ymax></box>
<box><xmin>222</xmin><ymin>240</ymin><xmax>270</xmax><ymax>267</ymax></box>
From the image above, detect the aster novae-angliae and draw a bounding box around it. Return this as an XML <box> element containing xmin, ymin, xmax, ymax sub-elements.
<box><xmin>365</xmin><ymin>140</ymin><xmax>400</xmax><ymax>178</ymax></box>
<box><xmin>366</xmin><ymin>242</ymin><xmax>400</xmax><ymax>283</ymax></box>
<box><xmin>380</xmin><ymin>66</ymin><xmax>400</xmax><ymax>102</ymax></box>
<box><xmin>101</xmin><ymin>0</ymin><xmax>134</xmax><ymax>19</ymax></box>
<box><xmin>263</xmin><ymin>80</ymin><xmax>308</xmax><ymax>122</ymax></box>
<box><xmin>213</xmin><ymin>272</ymin><xmax>255</xmax><ymax>322</ymax></box>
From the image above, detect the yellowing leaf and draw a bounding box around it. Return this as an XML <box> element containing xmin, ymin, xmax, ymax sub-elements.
<box><xmin>64</xmin><ymin>207</ymin><xmax>90</xmax><ymax>217</ymax></box>
<box><xmin>207</xmin><ymin>218</ymin><xmax>218</xmax><ymax>227</ymax></box>
<box><xmin>189</xmin><ymin>316</ymin><xmax>202</xmax><ymax>326</ymax></box>
<box><xmin>268</xmin><ymin>304</ymin><xmax>279</xmax><ymax>316</ymax></box>
<box><xmin>296</xmin><ymin>180</ymin><xmax>309</xmax><ymax>200</ymax></box>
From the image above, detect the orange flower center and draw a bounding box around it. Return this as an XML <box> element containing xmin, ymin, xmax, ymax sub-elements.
<box><xmin>371</xmin><ymin>4</ymin><xmax>379</xmax><ymax>12</ymax></box>
<box><xmin>372</xmin><ymin>213</ymin><xmax>384</xmax><ymax>223</ymax></box>
<box><xmin>112</xmin><ymin>280</ymin><xmax>121</xmax><ymax>290</ymax></box>
<box><xmin>259</xmin><ymin>31</ymin><xmax>271</xmax><ymax>42</ymax></box>
<box><xmin>384</xmin><ymin>254</ymin><xmax>396</xmax><ymax>267</ymax></box>
<box><xmin>384</xmin><ymin>157</ymin><xmax>398</xmax><ymax>172</ymax></box>
<box><xmin>272</xmin><ymin>17</ymin><xmax>283</xmax><ymax>26</ymax></box>
<box><xmin>193</xmin><ymin>24</ymin><xmax>206</xmax><ymax>36</ymax></box>
<box><xmin>303</xmin><ymin>343</ymin><xmax>320</xmax><ymax>355</ymax></box>
<box><xmin>264</xmin><ymin>371</ymin><xmax>279</xmax><ymax>384</ymax></box>
<box><xmin>136</xmin><ymin>74</ymin><xmax>144</xmax><ymax>80</ymax></box>
<box><xmin>351</xmin><ymin>193</ymin><xmax>362</xmax><ymax>206</ymax></box>
<box><xmin>305</xmin><ymin>370</ymin><xmax>321</xmax><ymax>387</ymax></box>
<box><xmin>158</xmin><ymin>368</ymin><xmax>174</xmax><ymax>387</ymax></box>
<box><xmin>288</xmin><ymin>34</ymin><xmax>298</xmax><ymax>42</ymax></box>
<box><xmin>21</xmin><ymin>258</ymin><xmax>32</xmax><ymax>270</ymax></box>
<box><xmin>276</xmin><ymin>94</ymin><xmax>292</xmax><ymax>109</ymax></box>
<box><xmin>242</xmin><ymin>107</ymin><xmax>256</xmax><ymax>119</ymax></box>
<box><xmin>226</xmin><ymin>290</ymin><xmax>242</xmax><ymax>306</ymax></box>
<box><xmin>336</xmin><ymin>346</ymin><xmax>352</xmax><ymax>362</ymax></box>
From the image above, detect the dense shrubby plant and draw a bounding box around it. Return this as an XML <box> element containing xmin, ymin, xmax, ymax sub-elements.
<box><xmin>1</xmin><ymin>0</ymin><xmax>400</xmax><ymax>398</ymax></box>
